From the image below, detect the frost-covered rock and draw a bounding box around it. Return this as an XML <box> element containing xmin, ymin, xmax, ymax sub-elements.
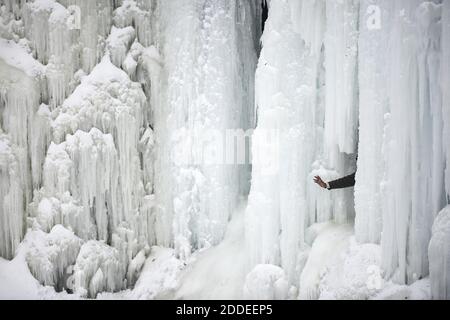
<box><xmin>429</xmin><ymin>205</ymin><xmax>450</xmax><ymax>300</ymax></box>
<box><xmin>243</xmin><ymin>265</ymin><xmax>290</xmax><ymax>300</ymax></box>
<box><xmin>72</xmin><ymin>240</ymin><xmax>125</xmax><ymax>298</ymax></box>
<box><xmin>23</xmin><ymin>225</ymin><xmax>83</xmax><ymax>291</ymax></box>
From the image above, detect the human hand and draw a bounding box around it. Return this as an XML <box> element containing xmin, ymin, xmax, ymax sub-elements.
<box><xmin>314</xmin><ymin>176</ymin><xmax>328</xmax><ymax>189</ymax></box>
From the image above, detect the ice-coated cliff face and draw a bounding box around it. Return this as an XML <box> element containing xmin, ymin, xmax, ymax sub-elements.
<box><xmin>0</xmin><ymin>0</ymin><xmax>449</xmax><ymax>300</ymax></box>
<box><xmin>0</xmin><ymin>0</ymin><xmax>261</xmax><ymax>298</ymax></box>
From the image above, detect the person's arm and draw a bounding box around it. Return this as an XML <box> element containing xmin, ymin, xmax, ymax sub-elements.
<box><xmin>327</xmin><ymin>173</ymin><xmax>356</xmax><ymax>190</ymax></box>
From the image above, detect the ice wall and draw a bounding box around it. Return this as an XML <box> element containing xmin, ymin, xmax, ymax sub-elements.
<box><xmin>246</xmin><ymin>0</ymin><xmax>358</xmax><ymax>285</ymax></box>
<box><xmin>443</xmin><ymin>1</ymin><xmax>450</xmax><ymax>201</ymax></box>
<box><xmin>354</xmin><ymin>0</ymin><xmax>390</xmax><ymax>244</ymax></box>
<box><xmin>380</xmin><ymin>0</ymin><xmax>447</xmax><ymax>285</ymax></box>
<box><xmin>248</xmin><ymin>0</ymin><xmax>450</xmax><ymax>295</ymax></box>
<box><xmin>0</xmin><ymin>132</ymin><xmax>24</xmax><ymax>259</ymax></box>
<box><xmin>0</xmin><ymin>38</ymin><xmax>44</xmax><ymax>259</ymax></box>
<box><xmin>154</xmin><ymin>0</ymin><xmax>261</xmax><ymax>259</ymax></box>
<box><xmin>0</xmin><ymin>0</ymin><xmax>157</xmax><ymax>297</ymax></box>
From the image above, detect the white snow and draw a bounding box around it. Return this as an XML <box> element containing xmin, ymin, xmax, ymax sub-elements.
<box><xmin>243</xmin><ymin>265</ymin><xmax>291</xmax><ymax>300</ymax></box>
<box><xmin>0</xmin><ymin>38</ymin><xmax>44</xmax><ymax>77</ymax></box>
<box><xmin>174</xmin><ymin>203</ymin><xmax>248</xmax><ymax>300</ymax></box>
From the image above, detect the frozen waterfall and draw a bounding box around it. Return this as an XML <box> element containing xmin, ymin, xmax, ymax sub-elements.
<box><xmin>0</xmin><ymin>0</ymin><xmax>449</xmax><ymax>300</ymax></box>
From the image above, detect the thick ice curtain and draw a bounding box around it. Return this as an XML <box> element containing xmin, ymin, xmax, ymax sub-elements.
<box><xmin>380</xmin><ymin>0</ymin><xmax>446</xmax><ymax>284</ymax></box>
<box><xmin>155</xmin><ymin>0</ymin><xmax>261</xmax><ymax>260</ymax></box>
<box><xmin>354</xmin><ymin>0</ymin><xmax>391</xmax><ymax>244</ymax></box>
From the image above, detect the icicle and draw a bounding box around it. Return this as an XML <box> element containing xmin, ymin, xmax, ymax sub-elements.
<box><xmin>246</xmin><ymin>0</ymin><xmax>326</xmax><ymax>285</ymax></box>
<box><xmin>381</xmin><ymin>0</ymin><xmax>446</xmax><ymax>285</ymax></box>
<box><xmin>0</xmin><ymin>131</ymin><xmax>24</xmax><ymax>260</ymax></box>
<box><xmin>442</xmin><ymin>0</ymin><xmax>450</xmax><ymax>201</ymax></box>
<box><xmin>139</xmin><ymin>45</ymin><xmax>161</xmax><ymax>127</ymax></box>
<box><xmin>354</xmin><ymin>0</ymin><xmax>391</xmax><ymax>244</ymax></box>
<box><xmin>139</xmin><ymin>127</ymin><xmax>155</xmax><ymax>195</ymax></box>
<box><xmin>30</xmin><ymin>104</ymin><xmax>52</xmax><ymax>189</ymax></box>
<box><xmin>323</xmin><ymin>0</ymin><xmax>360</xmax><ymax>157</ymax></box>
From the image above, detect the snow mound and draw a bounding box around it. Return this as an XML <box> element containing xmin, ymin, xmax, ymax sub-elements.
<box><xmin>52</xmin><ymin>55</ymin><xmax>145</xmax><ymax>143</ymax></box>
<box><xmin>318</xmin><ymin>238</ymin><xmax>382</xmax><ymax>299</ymax></box>
<box><xmin>243</xmin><ymin>265</ymin><xmax>290</xmax><ymax>300</ymax></box>
<box><xmin>128</xmin><ymin>247</ymin><xmax>184</xmax><ymax>300</ymax></box>
<box><xmin>113</xmin><ymin>0</ymin><xmax>153</xmax><ymax>46</ymax></box>
<box><xmin>299</xmin><ymin>223</ymin><xmax>353</xmax><ymax>300</ymax></box>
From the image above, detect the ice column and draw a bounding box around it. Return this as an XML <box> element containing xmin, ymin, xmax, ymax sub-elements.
<box><xmin>354</xmin><ymin>0</ymin><xmax>392</xmax><ymax>244</ymax></box>
<box><xmin>442</xmin><ymin>0</ymin><xmax>450</xmax><ymax>201</ymax></box>
<box><xmin>246</xmin><ymin>0</ymin><xmax>327</xmax><ymax>284</ymax></box>
<box><xmin>381</xmin><ymin>0</ymin><xmax>447</xmax><ymax>284</ymax></box>
<box><xmin>0</xmin><ymin>132</ymin><xmax>25</xmax><ymax>259</ymax></box>
<box><xmin>155</xmin><ymin>0</ymin><xmax>261</xmax><ymax>259</ymax></box>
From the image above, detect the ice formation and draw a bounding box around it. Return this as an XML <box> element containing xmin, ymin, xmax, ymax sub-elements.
<box><xmin>428</xmin><ymin>205</ymin><xmax>450</xmax><ymax>299</ymax></box>
<box><xmin>0</xmin><ymin>131</ymin><xmax>24</xmax><ymax>259</ymax></box>
<box><xmin>243</xmin><ymin>265</ymin><xmax>290</xmax><ymax>300</ymax></box>
<box><xmin>246</xmin><ymin>0</ymin><xmax>450</xmax><ymax>299</ymax></box>
<box><xmin>22</xmin><ymin>225</ymin><xmax>82</xmax><ymax>291</ymax></box>
<box><xmin>0</xmin><ymin>0</ymin><xmax>262</xmax><ymax>297</ymax></box>
<box><xmin>0</xmin><ymin>0</ymin><xmax>449</xmax><ymax>300</ymax></box>
<box><xmin>153</xmin><ymin>0</ymin><xmax>262</xmax><ymax>259</ymax></box>
<box><xmin>72</xmin><ymin>240</ymin><xmax>125</xmax><ymax>298</ymax></box>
